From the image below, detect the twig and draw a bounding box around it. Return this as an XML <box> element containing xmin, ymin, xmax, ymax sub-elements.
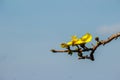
<box><xmin>51</xmin><ymin>32</ymin><xmax>120</xmax><ymax>61</ymax></box>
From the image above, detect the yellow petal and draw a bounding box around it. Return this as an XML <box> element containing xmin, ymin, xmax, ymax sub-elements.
<box><xmin>74</xmin><ymin>39</ymin><xmax>84</xmax><ymax>45</ymax></box>
<box><xmin>71</xmin><ymin>35</ymin><xmax>79</xmax><ymax>45</ymax></box>
<box><xmin>72</xmin><ymin>35</ymin><xmax>78</xmax><ymax>40</ymax></box>
<box><xmin>80</xmin><ymin>33</ymin><xmax>92</xmax><ymax>43</ymax></box>
<box><xmin>67</xmin><ymin>41</ymin><xmax>72</xmax><ymax>46</ymax></box>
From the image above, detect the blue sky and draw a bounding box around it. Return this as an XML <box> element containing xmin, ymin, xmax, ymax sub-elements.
<box><xmin>0</xmin><ymin>0</ymin><xmax>120</xmax><ymax>80</ymax></box>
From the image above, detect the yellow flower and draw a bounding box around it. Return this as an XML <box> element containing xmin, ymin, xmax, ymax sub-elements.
<box><xmin>81</xmin><ymin>33</ymin><xmax>92</xmax><ymax>43</ymax></box>
<box><xmin>60</xmin><ymin>33</ymin><xmax>92</xmax><ymax>48</ymax></box>
<box><xmin>75</xmin><ymin>33</ymin><xmax>92</xmax><ymax>45</ymax></box>
<box><xmin>67</xmin><ymin>35</ymin><xmax>79</xmax><ymax>46</ymax></box>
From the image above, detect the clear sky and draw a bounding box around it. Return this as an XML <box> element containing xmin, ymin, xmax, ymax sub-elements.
<box><xmin>0</xmin><ymin>0</ymin><xmax>120</xmax><ymax>80</ymax></box>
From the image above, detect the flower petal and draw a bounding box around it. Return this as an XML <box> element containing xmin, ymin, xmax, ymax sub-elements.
<box><xmin>67</xmin><ymin>41</ymin><xmax>72</xmax><ymax>46</ymax></box>
<box><xmin>74</xmin><ymin>33</ymin><xmax>92</xmax><ymax>45</ymax></box>
<box><xmin>74</xmin><ymin>39</ymin><xmax>84</xmax><ymax>45</ymax></box>
<box><xmin>80</xmin><ymin>33</ymin><xmax>92</xmax><ymax>43</ymax></box>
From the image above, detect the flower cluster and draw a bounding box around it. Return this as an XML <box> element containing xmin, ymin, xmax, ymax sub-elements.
<box><xmin>61</xmin><ymin>33</ymin><xmax>92</xmax><ymax>48</ymax></box>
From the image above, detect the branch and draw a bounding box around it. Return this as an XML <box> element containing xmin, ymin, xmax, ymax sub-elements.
<box><xmin>51</xmin><ymin>32</ymin><xmax>120</xmax><ymax>61</ymax></box>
